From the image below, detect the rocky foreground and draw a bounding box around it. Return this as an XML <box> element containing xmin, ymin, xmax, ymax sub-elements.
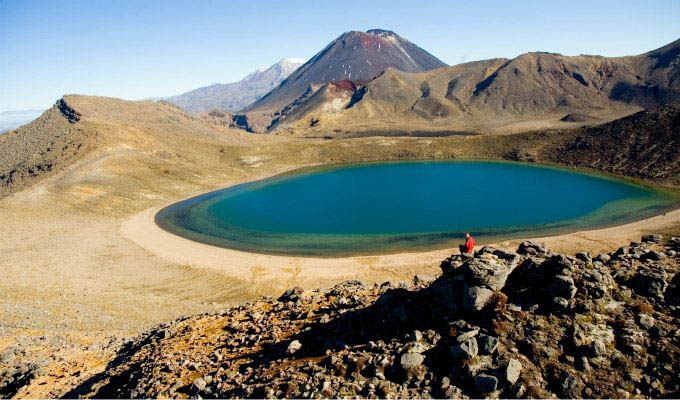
<box><xmin>3</xmin><ymin>235</ymin><xmax>680</xmax><ymax>399</ymax></box>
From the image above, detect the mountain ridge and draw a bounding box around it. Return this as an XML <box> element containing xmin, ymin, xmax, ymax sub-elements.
<box><xmin>166</xmin><ymin>58</ymin><xmax>304</xmax><ymax>114</ymax></box>
<box><xmin>269</xmin><ymin>37</ymin><xmax>680</xmax><ymax>135</ymax></box>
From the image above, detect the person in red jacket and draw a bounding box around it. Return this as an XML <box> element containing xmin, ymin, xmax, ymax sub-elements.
<box><xmin>459</xmin><ymin>232</ymin><xmax>476</xmax><ymax>255</ymax></box>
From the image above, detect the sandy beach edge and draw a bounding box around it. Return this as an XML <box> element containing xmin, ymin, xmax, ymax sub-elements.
<box><xmin>123</xmin><ymin>200</ymin><xmax>680</xmax><ymax>279</ymax></box>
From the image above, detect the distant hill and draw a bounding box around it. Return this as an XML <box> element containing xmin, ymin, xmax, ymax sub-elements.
<box><xmin>241</xmin><ymin>29</ymin><xmax>447</xmax><ymax>120</ymax></box>
<box><xmin>539</xmin><ymin>105</ymin><xmax>680</xmax><ymax>185</ymax></box>
<box><xmin>166</xmin><ymin>59</ymin><xmax>304</xmax><ymax>114</ymax></box>
<box><xmin>0</xmin><ymin>99</ymin><xmax>95</xmax><ymax>197</ymax></box>
<box><xmin>0</xmin><ymin>96</ymin><xmax>247</xmax><ymax>198</ymax></box>
<box><xmin>268</xmin><ymin>38</ymin><xmax>680</xmax><ymax>135</ymax></box>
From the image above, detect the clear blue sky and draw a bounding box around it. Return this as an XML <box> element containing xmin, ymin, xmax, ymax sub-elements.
<box><xmin>1</xmin><ymin>0</ymin><xmax>678</xmax><ymax>112</ymax></box>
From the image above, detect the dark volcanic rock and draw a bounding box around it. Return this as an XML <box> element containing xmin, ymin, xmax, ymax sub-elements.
<box><xmin>475</xmin><ymin>374</ymin><xmax>499</xmax><ymax>393</ymax></box>
<box><xmin>477</xmin><ymin>334</ymin><xmax>499</xmax><ymax>355</ymax></box>
<box><xmin>630</xmin><ymin>268</ymin><xmax>668</xmax><ymax>300</ymax></box>
<box><xmin>517</xmin><ymin>241</ymin><xmax>550</xmax><ymax>256</ymax></box>
<box><xmin>549</xmin><ymin>274</ymin><xmax>577</xmax><ymax>299</ymax></box>
<box><xmin>461</xmin><ymin>257</ymin><xmax>516</xmax><ymax>289</ymax></box>
<box><xmin>450</xmin><ymin>338</ymin><xmax>478</xmax><ymax>359</ymax></box>
<box><xmin>462</xmin><ymin>285</ymin><xmax>494</xmax><ymax>312</ymax></box>
<box><xmin>66</xmin><ymin>235</ymin><xmax>680</xmax><ymax>399</ymax></box>
<box><xmin>279</xmin><ymin>287</ymin><xmax>303</xmax><ymax>302</ymax></box>
<box><xmin>641</xmin><ymin>233</ymin><xmax>663</xmax><ymax>244</ymax></box>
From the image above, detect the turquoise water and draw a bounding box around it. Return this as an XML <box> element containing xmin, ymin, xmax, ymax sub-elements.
<box><xmin>156</xmin><ymin>161</ymin><xmax>678</xmax><ymax>256</ymax></box>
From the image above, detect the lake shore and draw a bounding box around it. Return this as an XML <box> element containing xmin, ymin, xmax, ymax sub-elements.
<box><xmin>153</xmin><ymin>160</ymin><xmax>679</xmax><ymax>257</ymax></box>
<box><xmin>125</xmin><ymin>198</ymin><xmax>680</xmax><ymax>288</ymax></box>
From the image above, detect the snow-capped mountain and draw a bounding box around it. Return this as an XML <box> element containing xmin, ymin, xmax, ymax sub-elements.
<box><xmin>166</xmin><ymin>58</ymin><xmax>305</xmax><ymax>113</ymax></box>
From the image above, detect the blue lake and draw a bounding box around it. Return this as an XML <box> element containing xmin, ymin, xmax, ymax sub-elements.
<box><xmin>156</xmin><ymin>161</ymin><xmax>678</xmax><ymax>256</ymax></box>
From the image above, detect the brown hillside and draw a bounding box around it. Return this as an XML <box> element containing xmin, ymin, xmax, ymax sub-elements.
<box><xmin>541</xmin><ymin>105</ymin><xmax>680</xmax><ymax>184</ymax></box>
<box><xmin>0</xmin><ymin>95</ymin><xmax>250</xmax><ymax>202</ymax></box>
<box><xmin>0</xmin><ymin>99</ymin><xmax>92</xmax><ymax>197</ymax></box>
<box><xmin>273</xmin><ymin>39</ymin><xmax>680</xmax><ymax>136</ymax></box>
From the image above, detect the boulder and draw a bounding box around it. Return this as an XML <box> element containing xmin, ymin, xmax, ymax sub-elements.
<box><xmin>504</xmin><ymin>358</ymin><xmax>522</xmax><ymax>384</ymax></box>
<box><xmin>456</xmin><ymin>329</ymin><xmax>479</xmax><ymax>343</ymax></box>
<box><xmin>413</xmin><ymin>274</ymin><xmax>434</xmax><ymax>286</ymax></box>
<box><xmin>279</xmin><ymin>287</ymin><xmax>302</xmax><ymax>302</ymax></box>
<box><xmin>575</xmin><ymin>252</ymin><xmax>591</xmax><ymax>263</ymax></box>
<box><xmin>505</xmin><ymin>253</ymin><xmax>579</xmax><ymax>311</ymax></box>
<box><xmin>544</xmin><ymin>254</ymin><xmax>574</xmax><ymax>276</ymax></box>
<box><xmin>594</xmin><ymin>253</ymin><xmax>611</xmax><ymax>264</ymax></box>
<box><xmin>517</xmin><ymin>241</ymin><xmax>549</xmax><ymax>255</ymax></box>
<box><xmin>549</xmin><ymin>274</ymin><xmax>577</xmax><ymax>299</ymax></box>
<box><xmin>475</xmin><ymin>374</ymin><xmax>499</xmax><ymax>393</ymax></box>
<box><xmin>638</xmin><ymin>314</ymin><xmax>654</xmax><ymax>329</ymax></box>
<box><xmin>465</xmin><ymin>355</ymin><xmax>493</xmax><ymax>376</ymax></box>
<box><xmin>558</xmin><ymin>372</ymin><xmax>584</xmax><ymax>398</ymax></box>
<box><xmin>462</xmin><ymin>285</ymin><xmax>494</xmax><ymax>312</ymax></box>
<box><xmin>440</xmin><ymin>255</ymin><xmax>464</xmax><ymax>274</ymax></box>
<box><xmin>590</xmin><ymin>339</ymin><xmax>607</xmax><ymax>357</ymax></box>
<box><xmin>577</xmin><ymin>356</ymin><xmax>591</xmax><ymax>372</ymax></box>
<box><xmin>443</xmin><ymin>385</ymin><xmax>466</xmax><ymax>399</ymax></box>
<box><xmin>461</xmin><ymin>258</ymin><xmax>516</xmax><ymax>290</ymax></box>
<box><xmin>477</xmin><ymin>334</ymin><xmax>499</xmax><ymax>355</ymax></box>
<box><xmin>631</xmin><ymin>269</ymin><xmax>668</xmax><ymax>299</ymax></box>
<box><xmin>450</xmin><ymin>338</ymin><xmax>478</xmax><ymax>359</ymax></box>
<box><xmin>668</xmin><ymin>237</ymin><xmax>680</xmax><ymax>251</ymax></box>
<box><xmin>286</xmin><ymin>340</ymin><xmax>302</xmax><ymax>355</ymax></box>
<box><xmin>400</xmin><ymin>352</ymin><xmax>424</xmax><ymax>372</ymax></box>
<box><xmin>572</xmin><ymin>323</ymin><xmax>615</xmax><ymax>357</ymax></box>
<box><xmin>641</xmin><ymin>234</ymin><xmax>663</xmax><ymax>244</ymax></box>
<box><xmin>551</xmin><ymin>297</ymin><xmax>570</xmax><ymax>311</ymax></box>
<box><xmin>192</xmin><ymin>378</ymin><xmax>207</xmax><ymax>392</ymax></box>
<box><xmin>440</xmin><ymin>376</ymin><xmax>451</xmax><ymax>390</ymax></box>
<box><xmin>477</xmin><ymin>246</ymin><xmax>519</xmax><ymax>262</ymax></box>
<box><xmin>615</xmin><ymin>246</ymin><xmax>629</xmax><ymax>256</ymax></box>
<box><xmin>476</xmin><ymin>245</ymin><xmax>498</xmax><ymax>256</ymax></box>
<box><xmin>641</xmin><ymin>250</ymin><xmax>665</xmax><ymax>261</ymax></box>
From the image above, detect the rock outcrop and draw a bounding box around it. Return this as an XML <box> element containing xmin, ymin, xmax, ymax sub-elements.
<box><xmin>3</xmin><ymin>236</ymin><xmax>679</xmax><ymax>398</ymax></box>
